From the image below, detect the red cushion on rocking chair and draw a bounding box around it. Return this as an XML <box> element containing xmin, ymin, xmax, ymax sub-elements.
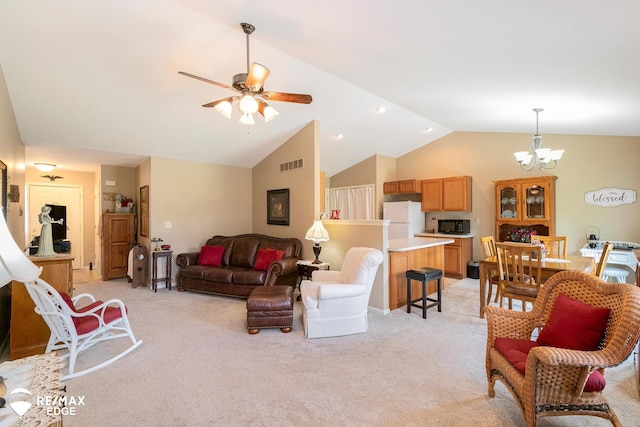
<box><xmin>59</xmin><ymin>292</ymin><xmax>127</xmax><ymax>335</ymax></box>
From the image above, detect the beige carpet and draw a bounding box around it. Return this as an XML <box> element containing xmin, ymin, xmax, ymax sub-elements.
<box><xmin>62</xmin><ymin>278</ymin><xmax>640</xmax><ymax>427</ymax></box>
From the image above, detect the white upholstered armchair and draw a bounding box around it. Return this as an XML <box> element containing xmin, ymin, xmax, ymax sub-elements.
<box><xmin>300</xmin><ymin>247</ymin><xmax>383</xmax><ymax>338</ymax></box>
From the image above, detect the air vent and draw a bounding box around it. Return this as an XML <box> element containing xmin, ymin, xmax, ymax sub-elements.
<box><xmin>280</xmin><ymin>158</ymin><xmax>304</xmax><ymax>172</ymax></box>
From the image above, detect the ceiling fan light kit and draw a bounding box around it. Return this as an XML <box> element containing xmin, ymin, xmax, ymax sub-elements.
<box><xmin>514</xmin><ymin>108</ymin><xmax>564</xmax><ymax>171</ymax></box>
<box><xmin>179</xmin><ymin>22</ymin><xmax>312</xmax><ymax>125</ymax></box>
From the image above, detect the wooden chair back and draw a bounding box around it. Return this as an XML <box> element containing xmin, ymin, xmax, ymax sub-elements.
<box><xmin>595</xmin><ymin>241</ymin><xmax>614</xmax><ymax>279</ymax></box>
<box><xmin>536</xmin><ymin>235</ymin><xmax>568</xmax><ymax>257</ymax></box>
<box><xmin>495</xmin><ymin>242</ymin><xmax>543</xmax><ymax>310</ymax></box>
<box><xmin>480</xmin><ymin>236</ymin><xmax>497</xmax><ymax>258</ymax></box>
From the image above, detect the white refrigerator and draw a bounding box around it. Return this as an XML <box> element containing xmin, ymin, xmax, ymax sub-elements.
<box><xmin>383</xmin><ymin>201</ymin><xmax>425</xmax><ymax>239</ymax></box>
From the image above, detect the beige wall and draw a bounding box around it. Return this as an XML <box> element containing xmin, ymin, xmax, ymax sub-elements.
<box><xmin>148</xmin><ymin>157</ymin><xmax>252</xmax><ymax>282</ymax></box>
<box><xmin>252</xmin><ymin>121</ymin><xmax>319</xmax><ymax>260</ymax></box>
<box><xmin>0</xmin><ymin>65</ymin><xmax>26</xmax><ymax>244</ymax></box>
<box><xmin>392</xmin><ymin>132</ymin><xmax>640</xmax><ymax>257</ymax></box>
<box><xmin>100</xmin><ymin>165</ymin><xmax>136</xmax><ymax>213</ymax></box>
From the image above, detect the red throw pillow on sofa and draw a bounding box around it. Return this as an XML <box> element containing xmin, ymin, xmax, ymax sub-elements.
<box><xmin>537</xmin><ymin>293</ymin><xmax>611</xmax><ymax>351</ymax></box>
<box><xmin>253</xmin><ymin>248</ymin><xmax>285</xmax><ymax>271</ymax></box>
<box><xmin>198</xmin><ymin>245</ymin><xmax>225</xmax><ymax>266</ymax></box>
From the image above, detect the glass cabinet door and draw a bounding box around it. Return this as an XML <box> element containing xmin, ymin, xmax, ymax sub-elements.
<box><xmin>498</xmin><ymin>185</ymin><xmax>518</xmax><ymax>219</ymax></box>
<box><xmin>524</xmin><ymin>184</ymin><xmax>545</xmax><ymax>219</ymax></box>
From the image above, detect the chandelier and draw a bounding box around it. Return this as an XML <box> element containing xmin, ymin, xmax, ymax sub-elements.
<box><xmin>514</xmin><ymin>108</ymin><xmax>564</xmax><ymax>171</ymax></box>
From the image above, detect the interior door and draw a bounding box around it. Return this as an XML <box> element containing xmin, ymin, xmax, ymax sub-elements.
<box><xmin>28</xmin><ymin>184</ymin><xmax>83</xmax><ymax>269</ymax></box>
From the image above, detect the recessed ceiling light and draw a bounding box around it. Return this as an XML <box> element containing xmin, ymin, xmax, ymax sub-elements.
<box><xmin>333</xmin><ymin>133</ymin><xmax>343</xmax><ymax>139</ymax></box>
<box><xmin>376</xmin><ymin>106</ymin><xmax>386</xmax><ymax>113</ymax></box>
<box><xmin>424</xmin><ymin>127</ymin><xmax>434</xmax><ymax>133</ymax></box>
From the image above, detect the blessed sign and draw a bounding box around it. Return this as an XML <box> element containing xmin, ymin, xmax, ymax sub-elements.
<box><xmin>584</xmin><ymin>188</ymin><xmax>636</xmax><ymax>207</ymax></box>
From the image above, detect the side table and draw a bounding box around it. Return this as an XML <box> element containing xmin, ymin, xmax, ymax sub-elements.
<box><xmin>152</xmin><ymin>250</ymin><xmax>173</xmax><ymax>292</ymax></box>
<box><xmin>296</xmin><ymin>260</ymin><xmax>330</xmax><ymax>300</ymax></box>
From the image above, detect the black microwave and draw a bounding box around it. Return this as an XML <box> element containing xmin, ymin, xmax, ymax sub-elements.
<box><xmin>438</xmin><ymin>219</ymin><xmax>471</xmax><ymax>235</ymax></box>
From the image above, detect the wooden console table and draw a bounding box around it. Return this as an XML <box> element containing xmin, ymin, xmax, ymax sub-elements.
<box><xmin>10</xmin><ymin>255</ymin><xmax>74</xmax><ymax>360</ymax></box>
<box><xmin>152</xmin><ymin>250</ymin><xmax>173</xmax><ymax>292</ymax></box>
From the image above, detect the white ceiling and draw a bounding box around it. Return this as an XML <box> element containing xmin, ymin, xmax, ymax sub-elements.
<box><xmin>1</xmin><ymin>1</ymin><xmax>639</xmax><ymax>176</ymax></box>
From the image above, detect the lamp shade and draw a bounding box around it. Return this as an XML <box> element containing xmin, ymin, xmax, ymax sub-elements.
<box><xmin>305</xmin><ymin>220</ymin><xmax>330</xmax><ymax>242</ymax></box>
<box><xmin>0</xmin><ymin>208</ymin><xmax>41</xmax><ymax>286</ymax></box>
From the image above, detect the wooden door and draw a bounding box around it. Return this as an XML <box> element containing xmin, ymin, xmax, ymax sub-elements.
<box><xmin>102</xmin><ymin>214</ymin><xmax>135</xmax><ymax>279</ymax></box>
<box><xmin>442</xmin><ymin>176</ymin><xmax>472</xmax><ymax>211</ymax></box>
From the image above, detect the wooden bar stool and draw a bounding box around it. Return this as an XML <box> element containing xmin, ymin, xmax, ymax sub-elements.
<box><xmin>406</xmin><ymin>267</ymin><xmax>443</xmax><ymax>318</ymax></box>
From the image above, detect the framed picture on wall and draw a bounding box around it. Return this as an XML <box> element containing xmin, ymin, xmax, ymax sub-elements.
<box><xmin>0</xmin><ymin>161</ymin><xmax>7</xmax><ymax>220</ymax></box>
<box><xmin>267</xmin><ymin>188</ymin><xmax>289</xmax><ymax>226</ymax></box>
<box><xmin>140</xmin><ymin>185</ymin><xmax>149</xmax><ymax>237</ymax></box>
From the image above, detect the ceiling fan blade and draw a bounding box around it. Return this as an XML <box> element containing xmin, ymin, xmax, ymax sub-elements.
<box><xmin>202</xmin><ymin>97</ymin><xmax>235</xmax><ymax>108</ymax></box>
<box><xmin>261</xmin><ymin>91</ymin><xmax>313</xmax><ymax>104</ymax></box>
<box><xmin>178</xmin><ymin>71</ymin><xmax>236</xmax><ymax>91</ymax></box>
<box><xmin>244</xmin><ymin>63</ymin><xmax>270</xmax><ymax>92</ymax></box>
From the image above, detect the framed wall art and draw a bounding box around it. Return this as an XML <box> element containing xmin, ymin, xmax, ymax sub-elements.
<box><xmin>267</xmin><ymin>188</ymin><xmax>289</xmax><ymax>226</ymax></box>
<box><xmin>0</xmin><ymin>161</ymin><xmax>7</xmax><ymax>219</ymax></box>
<box><xmin>140</xmin><ymin>185</ymin><xmax>149</xmax><ymax>237</ymax></box>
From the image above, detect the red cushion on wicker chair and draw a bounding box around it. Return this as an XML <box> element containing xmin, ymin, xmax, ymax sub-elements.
<box><xmin>537</xmin><ymin>293</ymin><xmax>611</xmax><ymax>351</ymax></box>
<box><xmin>494</xmin><ymin>337</ymin><xmax>606</xmax><ymax>392</ymax></box>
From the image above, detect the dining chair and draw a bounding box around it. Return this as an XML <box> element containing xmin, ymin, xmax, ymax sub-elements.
<box><xmin>594</xmin><ymin>241</ymin><xmax>614</xmax><ymax>279</ymax></box>
<box><xmin>495</xmin><ymin>242</ymin><xmax>542</xmax><ymax>311</ymax></box>
<box><xmin>480</xmin><ymin>236</ymin><xmax>500</xmax><ymax>304</ymax></box>
<box><xmin>536</xmin><ymin>235</ymin><xmax>568</xmax><ymax>257</ymax></box>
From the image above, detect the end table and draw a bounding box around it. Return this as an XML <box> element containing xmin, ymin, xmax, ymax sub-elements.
<box><xmin>152</xmin><ymin>250</ymin><xmax>173</xmax><ymax>292</ymax></box>
<box><xmin>296</xmin><ymin>260</ymin><xmax>330</xmax><ymax>300</ymax></box>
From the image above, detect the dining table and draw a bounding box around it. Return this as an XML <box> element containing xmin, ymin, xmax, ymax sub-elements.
<box><xmin>478</xmin><ymin>254</ymin><xmax>596</xmax><ymax>318</ymax></box>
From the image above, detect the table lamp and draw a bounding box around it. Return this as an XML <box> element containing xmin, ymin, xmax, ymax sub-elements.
<box><xmin>0</xmin><ymin>208</ymin><xmax>42</xmax><ymax>287</ymax></box>
<box><xmin>305</xmin><ymin>220</ymin><xmax>330</xmax><ymax>264</ymax></box>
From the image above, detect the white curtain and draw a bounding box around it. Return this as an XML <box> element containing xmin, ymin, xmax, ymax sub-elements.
<box><xmin>329</xmin><ymin>185</ymin><xmax>375</xmax><ymax>220</ymax></box>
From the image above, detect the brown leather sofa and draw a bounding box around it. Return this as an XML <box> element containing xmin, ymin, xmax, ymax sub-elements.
<box><xmin>176</xmin><ymin>234</ymin><xmax>302</xmax><ymax>298</ymax></box>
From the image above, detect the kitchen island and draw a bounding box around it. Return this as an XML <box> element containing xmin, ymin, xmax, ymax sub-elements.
<box><xmin>388</xmin><ymin>237</ymin><xmax>453</xmax><ymax>310</ymax></box>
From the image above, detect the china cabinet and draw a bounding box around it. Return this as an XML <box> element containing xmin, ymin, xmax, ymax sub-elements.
<box><xmin>421</xmin><ymin>176</ymin><xmax>472</xmax><ymax>212</ymax></box>
<box><xmin>494</xmin><ymin>176</ymin><xmax>557</xmax><ymax>241</ymax></box>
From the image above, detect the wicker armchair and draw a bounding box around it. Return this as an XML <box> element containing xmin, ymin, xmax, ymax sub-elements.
<box><xmin>485</xmin><ymin>270</ymin><xmax>640</xmax><ymax>427</ymax></box>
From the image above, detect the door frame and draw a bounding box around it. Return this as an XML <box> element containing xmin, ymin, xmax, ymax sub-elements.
<box><xmin>26</xmin><ymin>182</ymin><xmax>84</xmax><ymax>269</ymax></box>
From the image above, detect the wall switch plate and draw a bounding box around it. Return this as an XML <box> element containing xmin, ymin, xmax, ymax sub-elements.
<box><xmin>164</xmin><ymin>222</ymin><xmax>172</xmax><ymax>229</ymax></box>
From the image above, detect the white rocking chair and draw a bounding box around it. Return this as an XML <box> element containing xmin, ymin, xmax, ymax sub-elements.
<box><xmin>24</xmin><ymin>278</ymin><xmax>142</xmax><ymax>380</ymax></box>
<box><xmin>0</xmin><ymin>207</ymin><xmax>141</xmax><ymax>381</ymax></box>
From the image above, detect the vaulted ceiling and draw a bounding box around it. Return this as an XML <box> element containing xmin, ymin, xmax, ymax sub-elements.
<box><xmin>1</xmin><ymin>1</ymin><xmax>638</xmax><ymax>176</ymax></box>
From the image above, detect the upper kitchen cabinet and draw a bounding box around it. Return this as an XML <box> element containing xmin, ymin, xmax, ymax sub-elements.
<box><xmin>494</xmin><ymin>176</ymin><xmax>557</xmax><ymax>241</ymax></box>
<box><xmin>383</xmin><ymin>179</ymin><xmax>421</xmax><ymax>194</ymax></box>
<box><xmin>421</xmin><ymin>176</ymin><xmax>472</xmax><ymax>212</ymax></box>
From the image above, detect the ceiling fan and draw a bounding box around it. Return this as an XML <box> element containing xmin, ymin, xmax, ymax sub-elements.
<box><xmin>179</xmin><ymin>22</ymin><xmax>312</xmax><ymax>124</ymax></box>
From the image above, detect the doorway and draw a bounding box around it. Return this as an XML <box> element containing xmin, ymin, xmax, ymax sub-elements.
<box><xmin>27</xmin><ymin>184</ymin><xmax>84</xmax><ymax>270</ymax></box>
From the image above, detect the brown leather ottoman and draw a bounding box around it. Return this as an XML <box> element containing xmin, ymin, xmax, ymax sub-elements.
<box><xmin>246</xmin><ymin>286</ymin><xmax>294</xmax><ymax>334</ymax></box>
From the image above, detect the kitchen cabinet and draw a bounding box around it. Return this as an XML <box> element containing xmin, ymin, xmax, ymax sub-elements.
<box><xmin>416</xmin><ymin>233</ymin><xmax>473</xmax><ymax>279</ymax></box>
<box><xmin>11</xmin><ymin>254</ymin><xmax>74</xmax><ymax>359</ymax></box>
<box><xmin>421</xmin><ymin>176</ymin><xmax>472</xmax><ymax>212</ymax></box>
<box><xmin>442</xmin><ymin>238</ymin><xmax>473</xmax><ymax>279</ymax></box>
<box><xmin>102</xmin><ymin>213</ymin><xmax>136</xmax><ymax>280</ymax></box>
<box><xmin>383</xmin><ymin>179</ymin><xmax>421</xmax><ymax>194</ymax></box>
<box><xmin>388</xmin><ymin>245</ymin><xmax>446</xmax><ymax>310</ymax></box>
<box><xmin>494</xmin><ymin>176</ymin><xmax>557</xmax><ymax>241</ymax></box>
